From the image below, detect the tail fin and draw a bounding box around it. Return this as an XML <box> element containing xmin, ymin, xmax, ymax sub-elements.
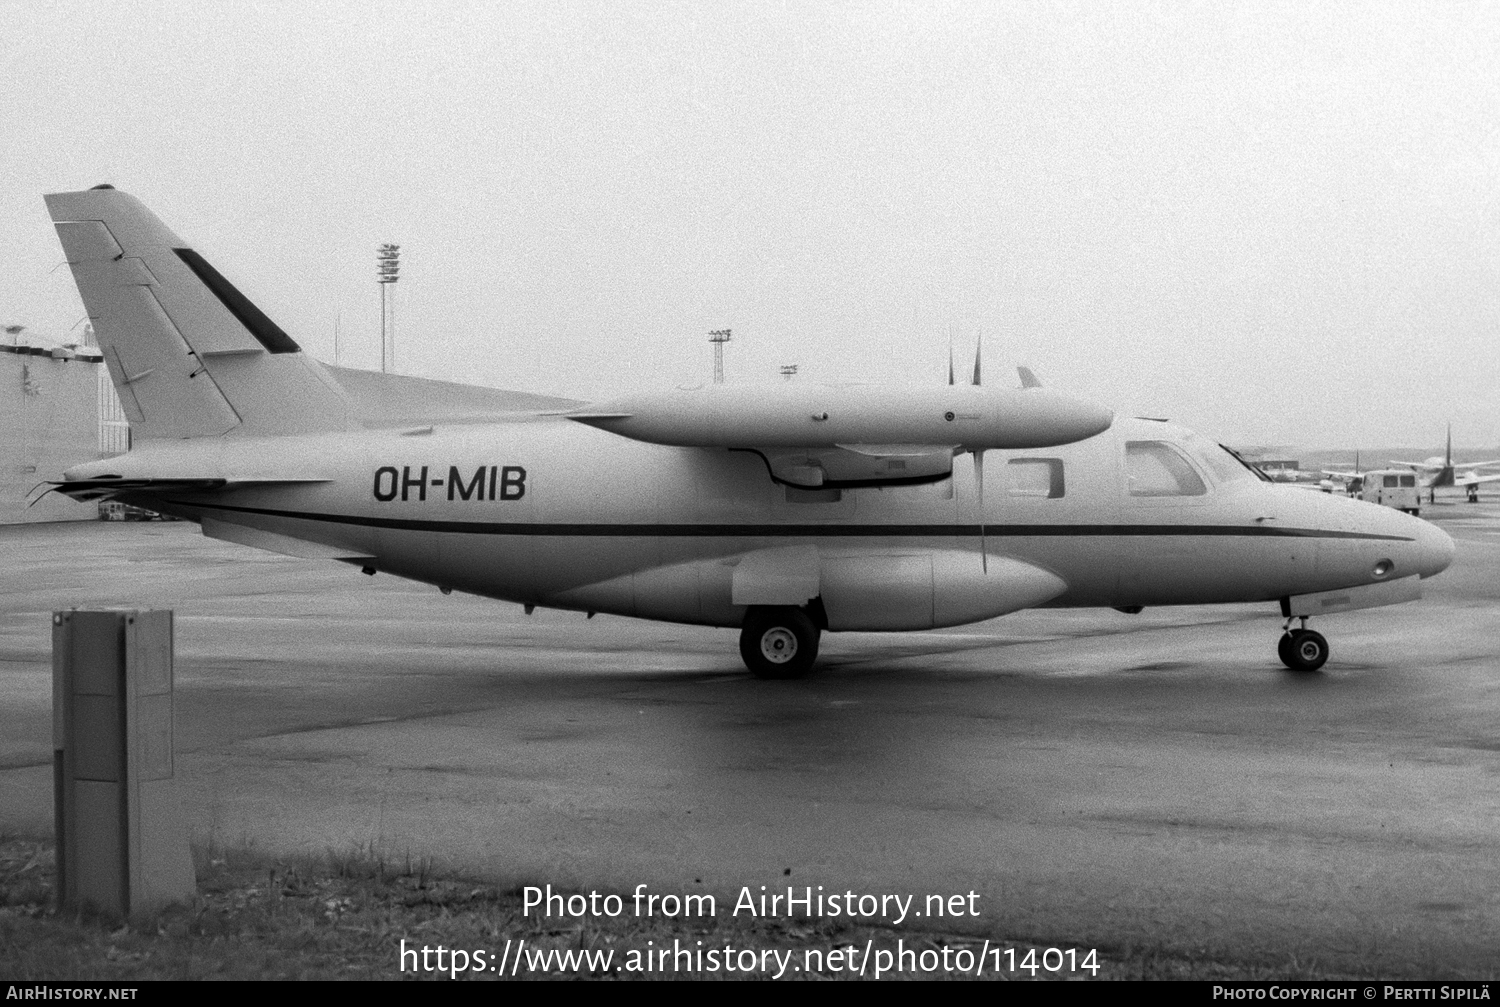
<box><xmin>45</xmin><ymin>185</ymin><xmax>352</xmax><ymax>439</ymax></box>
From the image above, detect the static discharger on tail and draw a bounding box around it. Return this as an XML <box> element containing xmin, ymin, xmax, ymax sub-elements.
<box><xmin>40</xmin><ymin>185</ymin><xmax>1455</xmax><ymax>678</ymax></box>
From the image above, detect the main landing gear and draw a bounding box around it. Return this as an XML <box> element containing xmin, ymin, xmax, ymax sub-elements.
<box><xmin>1277</xmin><ymin>617</ymin><xmax>1329</xmax><ymax>672</ymax></box>
<box><xmin>740</xmin><ymin>605</ymin><xmax>821</xmax><ymax>679</ymax></box>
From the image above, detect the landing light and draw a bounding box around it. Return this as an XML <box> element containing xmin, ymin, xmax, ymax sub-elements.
<box><xmin>1373</xmin><ymin>559</ymin><xmax>1394</xmax><ymax>578</ymax></box>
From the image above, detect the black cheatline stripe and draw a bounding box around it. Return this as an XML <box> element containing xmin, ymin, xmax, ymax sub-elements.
<box><xmin>169</xmin><ymin>500</ymin><xmax>1415</xmax><ymax>542</ymax></box>
<box><xmin>173</xmin><ymin>248</ymin><xmax>301</xmax><ymax>354</ymax></box>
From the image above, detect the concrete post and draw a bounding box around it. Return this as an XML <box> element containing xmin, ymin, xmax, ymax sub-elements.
<box><xmin>53</xmin><ymin>609</ymin><xmax>196</xmax><ymax>916</ymax></box>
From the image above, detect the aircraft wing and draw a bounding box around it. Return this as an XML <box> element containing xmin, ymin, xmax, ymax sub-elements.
<box><xmin>564</xmin><ymin>383</ymin><xmax>1113</xmax><ymax>489</ymax></box>
<box><xmin>753</xmin><ymin>444</ymin><xmax>959</xmax><ymax>488</ymax></box>
<box><xmin>1321</xmin><ymin>470</ymin><xmax>1360</xmax><ymax>481</ymax></box>
<box><xmin>1453</xmin><ymin>460</ymin><xmax>1500</xmax><ymax>471</ymax></box>
<box><xmin>1455</xmin><ymin>471</ymin><xmax>1500</xmax><ymax>488</ymax></box>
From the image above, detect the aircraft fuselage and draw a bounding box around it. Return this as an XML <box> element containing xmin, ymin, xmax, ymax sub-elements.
<box><xmin>80</xmin><ymin>415</ymin><xmax>1454</xmax><ymax>631</ymax></box>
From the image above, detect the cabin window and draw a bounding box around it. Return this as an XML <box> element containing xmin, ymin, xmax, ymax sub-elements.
<box><xmin>1007</xmin><ymin>458</ymin><xmax>1064</xmax><ymax>498</ymax></box>
<box><xmin>1125</xmin><ymin>441</ymin><xmax>1207</xmax><ymax>497</ymax></box>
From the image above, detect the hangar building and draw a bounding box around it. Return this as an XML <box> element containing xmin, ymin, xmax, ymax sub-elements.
<box><xmin>1</xmin><ymin>333</ymin><xmax>126</xmax><ymax>524</ymax></box>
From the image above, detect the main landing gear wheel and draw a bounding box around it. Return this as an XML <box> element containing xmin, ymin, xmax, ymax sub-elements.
<box><xmin>1278</xmin><ymin>629</ymin><xmax>1329</xmax><ymax>672</ymax></box>
<box><xmin>740</xmin><ymin>605</ymin><xmax>820</xmax><ymax>680</ymax></box>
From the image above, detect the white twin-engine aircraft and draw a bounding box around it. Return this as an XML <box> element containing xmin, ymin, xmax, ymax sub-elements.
<box><xmin>42</xmin><ymin>186</ymin><xmax>1454</xmax><ymax>678</ymax></box>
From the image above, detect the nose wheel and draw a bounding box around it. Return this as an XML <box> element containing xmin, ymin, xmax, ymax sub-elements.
<box><xmin>1278</xmin><ymin>618</ymin><xmax>1329</xmax><ymax>672</ymax></box>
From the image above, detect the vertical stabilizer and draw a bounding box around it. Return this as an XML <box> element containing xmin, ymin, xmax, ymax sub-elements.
<box><xmin>45</xmin><ymin>186</ymin><xmax>352</xmax><ymax>439</ymax></box>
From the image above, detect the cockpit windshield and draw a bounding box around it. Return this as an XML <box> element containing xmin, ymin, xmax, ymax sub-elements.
<box><xmin>1212</xmin><ymin>442</ymin><xmax>1273</xmax><ymax>483</ymax></box>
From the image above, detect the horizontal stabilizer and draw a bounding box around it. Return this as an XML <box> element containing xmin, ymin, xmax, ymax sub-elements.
<box><xmin>49</xmin><ymin>475</ymin><xmax>330</xmax><ymax>502</ymax></box>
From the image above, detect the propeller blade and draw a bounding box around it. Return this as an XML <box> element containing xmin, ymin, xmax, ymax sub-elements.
<box><xmin>975</xmin><ymin>449</ymin><xmax>987</xmax><ymax>573</ymax></box>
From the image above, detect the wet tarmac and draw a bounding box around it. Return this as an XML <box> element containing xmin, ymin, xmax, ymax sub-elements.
<box><xmin>3</xmin><ymin>505</ymin><xmax>1499</xmax><ymax>974</ymax></box>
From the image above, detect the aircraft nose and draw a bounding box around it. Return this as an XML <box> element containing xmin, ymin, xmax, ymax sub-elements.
<box><xmin>1413</xmin><ymin>519</ymin><xmax>1455</xmax><ymax>579</ymax></box>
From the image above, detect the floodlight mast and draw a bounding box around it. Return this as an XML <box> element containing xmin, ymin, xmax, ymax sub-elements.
<box><xmin>708</xmin><ymin>328</ymin><xmax>731</xmax><ymax>384</ymax></box>
<box><xmin>377</xmin><ymin>244</ymin><xmax>400</xmax><ymax>373</ymax></box>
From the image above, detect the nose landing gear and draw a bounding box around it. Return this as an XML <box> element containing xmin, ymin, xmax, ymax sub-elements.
<box><xmin>1278</xmin><ymin>617</ymin><xmax>1329</xmax><ymax>672</ymax></box>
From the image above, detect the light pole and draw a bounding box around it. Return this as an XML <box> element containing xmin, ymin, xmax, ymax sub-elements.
<box><xmin>377</xmin><ymin>244</ymin><xmax>400</xmax><ymax>373</ymax></box>
<box><xmin>708</xmin><ymin>328</ymin><xmax>731</xmax><ymax>384</ymax></box>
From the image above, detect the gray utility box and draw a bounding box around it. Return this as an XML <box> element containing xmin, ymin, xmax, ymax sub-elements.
<box><xmin>53</xmin><ymin>609</ymin><xmax>195</xmax><ymax>916</ymax></box>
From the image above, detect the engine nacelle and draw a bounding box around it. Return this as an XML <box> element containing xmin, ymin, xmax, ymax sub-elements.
<box><xmin>818</xmin><ymin>551</ymin><xmax>1067</xmax><ymax>630</ymax></box>
<box><xmin>550</xmin><ymin>547</ymin><xmax>1068</xmax><ymax>631</ymax></box>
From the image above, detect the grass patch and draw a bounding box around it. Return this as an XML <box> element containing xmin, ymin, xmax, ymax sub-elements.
<box><xmin>0</xmin><ymin>837</ymin><xmax>1477</xmax><ymax>981</ymax></box>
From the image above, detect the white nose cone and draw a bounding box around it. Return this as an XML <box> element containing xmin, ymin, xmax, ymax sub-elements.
<box><xmin>1413</xmin><ymin>519</ymin><xmax>1455</xmax><ymax>579</ymax></box>
<box><xmin>569</xmin><ymin>383</ymin><xmax>1114</xmax><ymax>451</ymax></box>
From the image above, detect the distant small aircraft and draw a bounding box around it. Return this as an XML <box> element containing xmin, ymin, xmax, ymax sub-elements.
<box><xmin>1321</xmin><ymin>452</ymin><xmax>1367</xmax><ymax>496</ymax></box>
<box><xmin>1251</xmin><ymin>465</ymin><xmax>1337</xmax><ymax>494</ymax></box>
<box><xmin>1248</xmin><ymin>462</ymin><xmax>1312</xmax><ymax>484</ymax></box>
<box><xmin>1386</xmin><ymin>427</ymin><xmax>1500</xmax><ymax>503</ymax></box>
<box><xmin>38</xmin><ymin>186</ymin><xmax>1454</xmax><ymax>676</ymax></box>
<box><xmin>1224</xmin><ymin>448</ymin><xmax>1332</xmax><ymax>491</ymax></box>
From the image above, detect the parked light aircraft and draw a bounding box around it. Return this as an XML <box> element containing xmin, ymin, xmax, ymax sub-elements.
<box><xmin>1325</xmin><ymin>431</ymin><xmax>1500</xmax><ymax>504</ymax></box>
<box><xmin>39</xmin><ymin>186</ymin><xmax>1454</xmax><ymax>677</ymax></box>
<box><xmin>1322</xmin><ymin>452</ymin><xmax>1367</xmax><ymax>496</ymax></box>
<box><xmin>1387</xmin><ymin>427</ymin><xmax>1500</xmax><ymax>504</ymax></box>
<box><xmin>1256</xmin><ymin>466</ymin><xmax>1337</xmax><ymax>494</ymax></box>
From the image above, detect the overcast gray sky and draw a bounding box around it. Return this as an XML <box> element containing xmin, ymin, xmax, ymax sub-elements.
<box><xmin>4</xmin><ymin>1</ymin><xmax>1496</xmax><ymax>448</ymax></box>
